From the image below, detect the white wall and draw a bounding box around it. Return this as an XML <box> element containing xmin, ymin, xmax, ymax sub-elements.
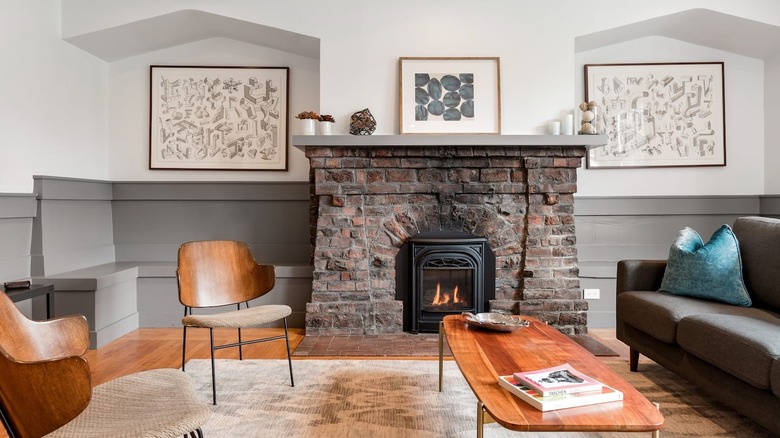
<box><xmin>108</xmin><ymin>38</ymin><xmax>318</xmax><ymax>182</ymax></box>
<box><xmin>576</xmin><ymin>36</ymin><xmax>765</xmax><ymax>196</ymax></box>
<box><xmin>58</xmin><ymin>0</ymin><xmax>780</xmax><ymax>132</ymax></box>
<box><xmin>0</xmin><ymin>0</ymin><xmax>108</xmax><ymax>193</ymax></box>
<box><xmin>765</xmin><ymin>55</ymin><xmax>780</xmax><ymax>193</ymax></box>
<box><xmin>2</xmin><ymin>0</ymin><xmax>778</xmax><ymax>194</ymax></box>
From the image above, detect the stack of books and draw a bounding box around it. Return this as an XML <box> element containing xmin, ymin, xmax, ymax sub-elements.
<box><xmin>498</xmin><ymin>363</ymin><xmax>623</xmax><ymax>411</ymax></box>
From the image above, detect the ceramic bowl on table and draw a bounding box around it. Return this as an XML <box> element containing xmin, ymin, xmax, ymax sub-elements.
<box><xmin>462</xmin><ymin>312</ymin><xmax>530</xmax><ymax>332</ymax></box>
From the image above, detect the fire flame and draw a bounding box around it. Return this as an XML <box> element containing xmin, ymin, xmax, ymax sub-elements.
<box><xmin>432</xmin><ymin>282</ymin><xmax>462</xmax><ymax>305</ymax></box>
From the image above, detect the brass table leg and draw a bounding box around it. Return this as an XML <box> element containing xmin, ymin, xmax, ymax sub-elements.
<box><xmin>476</xmin><ymin>400</ymin><xmax>494</xmax><ymax>438</ymax></box>
<box><xmin>652</xmin><ymin>402</ymin><xmax>661</xmax><ymax>438</ymax></box>
<box><xmin>477</xmin><ymin>401</ymin><xmax>485</xmax><ymax>438</ymax></box>
<box><xmin>438</xmin><ymin>320</ymin><xmax>444</xmax><ymax>392</ymax></box>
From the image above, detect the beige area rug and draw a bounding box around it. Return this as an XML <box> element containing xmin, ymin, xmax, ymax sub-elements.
<box><xmin>183</xmin><ymin>359</ymin><xmax>775</xmax><ymax>437</ymax></box>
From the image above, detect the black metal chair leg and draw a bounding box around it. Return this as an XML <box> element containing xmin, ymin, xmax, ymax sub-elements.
<box><xmin>237</xmin><ymin>327</ymin><xmax>243</xmax><ymax>361</ymax></box>
<box><xmin>237</xmin><ymin>302</ymin><xmax>247</xmax><ymax>361</ymax></box>
<box><xmin>181</xmin><ymin>307</ymin><xmax>189</xmax><ymax>371</ymax></box>
<box><xmin>284</xmin><ymin>318</ymin><xmax>294</xmax><ymax>387</ymax></box>
<box><xmin>209</xmin><ymin>328</ymin><xmax>217</xmax><ymax>405</ymax></box>
<box><xmin>187</xmin><ymin>428</ymin><xmax>204</xmax><ymax>438</ymax></box>
<box><xmin>1</xmin><ymin>406</ymin><xmax>17</xmax><ymax>438</ymax></box>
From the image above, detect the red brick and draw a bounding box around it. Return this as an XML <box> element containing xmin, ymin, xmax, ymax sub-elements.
<box><xmin>386</xmin><ymin>169</ymin><xmax>417</xmax><ymax>182</ymax></box>
<box><xmin>480</xmin><ymin>168</ymin><xmax>511</xmax><ymax>183</ymax></box>
<box><xmin>304</xmin><ymin>147</ymin><xmax>334</xmax><ymax>158</ymax></box>
<box><xmin>370</xmin><ymin>158</ymin><xmax>401</xmax><ymax>167</ymax></box>
<box><xmin>367</xmin><ymin>184</ymin><xmax>401</xmax><ymax>194</ymax></box>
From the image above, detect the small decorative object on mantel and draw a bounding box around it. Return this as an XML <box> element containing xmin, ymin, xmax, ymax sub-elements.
<box><xmin>577</xmin><ymin>101</ymin><xmax>602</xmax><ymax>135</ymax></box>
<box><xmin>349</xmin><ymin>108</ymin><xmax>376</xmax><ymax>135</ymax></box>
<box><xmin>548</xmin><ymin>120</ymin><xmax>561</xmax><ymax>135</ymax></box>
<box><xmin>562</xmin><ymin>112</ymin><xmax>574</xmax><ymax>135</ymax></box>
<box><xmin>296</xmin><ymin>111</ymin><xmax>319</xmax><ymax>135</ymax></box>
<box><xmin>318</xmin><ymin>114</ymin><xmax>335</xmax><ymax>135</ymax></box>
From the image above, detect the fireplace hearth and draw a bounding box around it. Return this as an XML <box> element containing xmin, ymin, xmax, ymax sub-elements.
<box><xmin>297</xmin><ymin>134</ymin><xmax>605</xmax><ymax>336</ymax></box>
<box><xmin>397</xmin><ymin>231</ymin><xmax>495</xmax><ymax>333</ymax></box>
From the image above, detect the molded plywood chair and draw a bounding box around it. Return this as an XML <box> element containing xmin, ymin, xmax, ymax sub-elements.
<box><xmin>177</xmin><ymin>240</ymin><xmax>294</xmax><ymax>405</ymax></box>
<box><xmin>0</xmin><ymin>291</ymin><xmax>210</xmax><ymax>438</ymax></box>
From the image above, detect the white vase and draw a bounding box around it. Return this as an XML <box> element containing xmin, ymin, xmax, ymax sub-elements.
<box><xmin>318</xmin><ymin>121</ymin><xmax>333</xmax><ymax>135</ymax></box>
<box><xmin>301</xmin><ymin>119</ymin><xmax>316</xmax><ymax>135</ymax></box>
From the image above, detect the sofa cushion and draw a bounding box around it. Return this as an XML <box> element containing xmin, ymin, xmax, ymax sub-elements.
<box><xmin>678</xmin><ymin>313</ymin><xmax>780</xmax><ymax>390</ymax></box>
<box><xmin>733</xmin><ymin>217</ymin><xmax>780</xmax><ymax>310</ymax></box>
<box><xmin>773</xmin><ymin>358</ymin><xmax>780</xmax><ymax>398</ymax></box>
<box><xmin>659</xmin><ymin>225</ymin><xmax>751</xmax><ymax>307</ymax></box>
<box><xmin>617</xmin><ymin>291</ymin><xmax>748</xmax><ymax>344</ymax></box>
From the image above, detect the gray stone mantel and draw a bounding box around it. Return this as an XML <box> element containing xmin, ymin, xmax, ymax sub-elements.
<box><xmin>292</xmin><ymin>134</ymin><xmax>607</xmax><ymax>149</ymax></box>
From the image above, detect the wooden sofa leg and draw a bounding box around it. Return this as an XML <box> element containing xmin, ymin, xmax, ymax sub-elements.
<box><xmin>629</xmin><ymin>348</ymin><xmax>639</xmax><ymax>372</ymax></box>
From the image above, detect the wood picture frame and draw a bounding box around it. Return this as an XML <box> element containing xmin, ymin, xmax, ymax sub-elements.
<box><xmin>584</xmin><ymin>62</ymin><xmax>726</xmax><ymax>169</ymax></box>
<box><xmin>149</xmin><ymin>65</ymin><xmax>289</xmax><ymax>170</ymax></box>
<box><xmin>399</xmin><ymin>57</ymin><xmax>501</xmax><ymax>134</ymax></box>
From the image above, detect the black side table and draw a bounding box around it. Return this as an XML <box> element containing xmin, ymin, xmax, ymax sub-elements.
<box><xmin>2</xmin><ymin>284</ymin><xmax>54</xmax><ymax>319</ymax></box>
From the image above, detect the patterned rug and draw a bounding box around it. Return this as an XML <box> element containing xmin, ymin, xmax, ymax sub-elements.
<box><xmin>183</xmin><ymin>359</ymin><xmax>774</xmax><ymax>437</ymax></box>
<box><xmin>292</xmin><ymin>333</ymin><xmax>618</xmax><ymax>357</ymax></box>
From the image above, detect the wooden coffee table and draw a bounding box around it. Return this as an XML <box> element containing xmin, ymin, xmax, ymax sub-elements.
<box><xmin>438</xmin><ymin>314</ymin><xmax>664</xmax><ymax>437</ymax></box>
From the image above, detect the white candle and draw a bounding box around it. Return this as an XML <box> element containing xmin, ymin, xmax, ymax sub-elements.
<box><xmin>562</xmin><ymin>113</ymin><xmax>574</xmax><ymax>135</ymax></box>
<box><xmin>549</xmin><ymin>121</ymin><xmax>561</xmax><ymax>135</ymax></box>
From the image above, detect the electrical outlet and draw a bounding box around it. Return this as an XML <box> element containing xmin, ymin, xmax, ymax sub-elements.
<box><xmin>583</xmin><ymin>288</ymin><xmax>600</xmax><ymax>299</ymax></box>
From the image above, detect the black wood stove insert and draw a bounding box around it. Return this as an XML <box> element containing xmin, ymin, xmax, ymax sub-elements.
<box><xmin>397</xmin><ymin>231</ymin><xmax>495</xmax><ymax>333</ymax></box>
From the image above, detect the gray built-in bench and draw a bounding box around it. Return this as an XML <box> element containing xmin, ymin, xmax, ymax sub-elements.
<box><xmin>29</xmin><ymin>176</ymin><xmax>313</xmax><ymax>348</ymax></box>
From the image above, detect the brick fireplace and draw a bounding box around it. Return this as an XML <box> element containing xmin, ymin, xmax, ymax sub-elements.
<box><xmin>295</xmin><ymin>135</ymin><xmax>604</xmax><ymax>336</ymax></box>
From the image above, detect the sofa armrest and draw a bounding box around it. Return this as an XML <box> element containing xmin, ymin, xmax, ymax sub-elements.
<box><xmin>616</xmin><ymin>259</ymin><xmax>667</xmax><ymax>295</ymax></box>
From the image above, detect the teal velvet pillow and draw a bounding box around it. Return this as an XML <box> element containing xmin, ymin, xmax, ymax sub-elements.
<box><xmin>659</xmin><ymin>225</ymin><xmax>752</xmax><ymax>306</ymax></box>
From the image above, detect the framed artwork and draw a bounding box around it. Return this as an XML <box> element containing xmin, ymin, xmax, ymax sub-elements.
<box><xmin>584</xmin><ymin>62</ymin><xmax>725</xmax><ymax>169</ymax></box>
<box><xmin>399</xmin><ymin>57</ymin><xmax>501</xmax><ymax>134</ymax></box>
<box><xmin>149</xmin><ymin>65</ymin><xmax>289</xmax><ymax>170</ymax></box>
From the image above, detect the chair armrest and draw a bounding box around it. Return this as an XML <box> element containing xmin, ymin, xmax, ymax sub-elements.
<box><xmin>18</xmin><ymin>315</ymin><xmax>89</xmax><ymax>361</ymax></box>
<box><xmin>616</xmin><ymin>260</ymin><xmax>667</xmax><ymax>295</ymax></box>
<box><xmin>0</xmin><ymin>352</ymin><xmax>91</xmax><ymax>437</ymax></box>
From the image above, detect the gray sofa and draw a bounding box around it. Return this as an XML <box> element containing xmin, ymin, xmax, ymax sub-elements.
<box><xmin>616</xmin><ymin>216</ymin><xmax>780</xmax><ymax>435</ymax></box>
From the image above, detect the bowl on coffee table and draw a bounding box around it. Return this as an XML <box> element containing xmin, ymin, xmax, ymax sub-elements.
<box><xmin>462</xmin><ymin>312</ymin><xmax>530</xmax><ymax>332</ymax></box>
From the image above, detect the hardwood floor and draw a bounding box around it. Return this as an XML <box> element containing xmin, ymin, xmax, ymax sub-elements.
<box><xmin>84</xmin><ymin>327</ymin><xmax>306</xmax><ymax>385</ymax></box>
<box><xmin>588</xmin><ymin>327</ymin><xmax>632</xmax><ymax>359</ymax></box>
<box><xmin>82</xmin><ymin>326</ymin><xmax>630</xmax><ymax>385</ymax></box>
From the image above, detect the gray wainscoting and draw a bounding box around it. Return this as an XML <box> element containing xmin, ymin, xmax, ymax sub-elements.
<box><xmin>31</xmin><ymin>176</ymin><xmax>115</xmax><ymax>277</ymax></box>
<box><xmin>760</xmin><ymin>195</ymin><xmax>780</xmax><ymax>218</ymax></box>
<box><xmin>0</xmin><ymin>194</ymin><xmax>38</xmax><ymax>317</ymax></box>
<box><xmin>26</xmin><ymin>177</ymin><xmax>313</xmax><ymax>347</ymax></box>
<box><xmin>0</xmin><ymin>194</ymin><xmax>36</xmax><ymax>281</ymax></box>
<box><xmin>111</xmin><ymin>182</ymin><xmax>311</xmax><ymax>264</ymax></box>
<box><xmin>5</xmin><ymin>177</ymin><xmax>778</xmax><ymax>341</ymax></box>
<box><xmin>575</xmin><ymin>195</ymin><xmax>762</xmax><ymax>328</ymax></box>
<box><xmin>111</xmin><ymin>181</ymin><xmax>313</xmax><ymax>328</ymax></box>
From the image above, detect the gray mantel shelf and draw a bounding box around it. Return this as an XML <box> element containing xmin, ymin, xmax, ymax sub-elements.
<box><xmin>292</xmin><ymin>134</ymin><xmax>607</xmax><ymax>149</ymax></box>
